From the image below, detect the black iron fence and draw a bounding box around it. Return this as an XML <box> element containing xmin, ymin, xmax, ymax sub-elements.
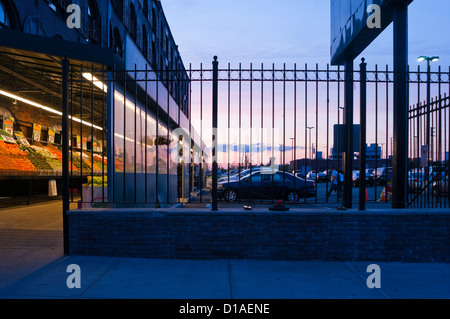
<box><xmin>63</xmin><ymin>58</ymin><xmax>449</xmax><ymax>210</ymax></box>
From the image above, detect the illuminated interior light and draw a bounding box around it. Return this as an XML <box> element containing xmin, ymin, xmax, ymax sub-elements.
<box><xmin>82</xmin><ymin>73</ymin><xmax>108</xmax><ymax>93</ymax></box>
<box><xmin>0</xmin><ymin>89</ymin><xmax>62</xmax><ymax>116</ymax></box>
<box><xmin>0</xmin><ymin>89</ymin><xmax>103</xmax><ymax>131</ymax></box>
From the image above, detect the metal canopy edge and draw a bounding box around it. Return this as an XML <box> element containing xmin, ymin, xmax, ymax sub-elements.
<box><xmin>0</xmin><ymin>29</ymin><xmax>119</xmax><ymax>68</ymax></box>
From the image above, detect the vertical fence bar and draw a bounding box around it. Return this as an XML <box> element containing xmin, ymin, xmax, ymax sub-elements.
<box><xmin>238</xmin><ymin>63</ymin><xmax>242</xmax><ymax>203</ymax></box>
<box><xmin>271</xmin><ymin>63</ymin><xmax>275</xmax><ymax>203</ymax></box>
<box><xmin>416</xmin><ymin>65</ymin><xmax>421</xmax><ymax>208</ymax></box>
<box><xmin>144</xmin><ymin>64</ymin><xmax>148</xmax><ymax>203</ymax></box>
<box><xmin>250</xmin><ymin>63</ymin><xmax>253</xmax><ymax>203</ymax></box>
<box><xmin>110</xmin><ymin>67</ymin><xmax>116</xmax><ymax>204</ymax></box>
<box><xmin>156</xmin><ymin>66</ymin><xmax>160</xmax><ymax>207</ymax></box>
<box><xmin>90</xmin><ymin>64</ymin><xmax>95</xmax><ymax>205</ymax></box>
<box><xmin>261</xmin><ymin>63</ymin><xmax>264</xmax><ymax>203</ymax></box>
<box><xmin>315</xmin><ymin>63</ymin><xmax>319</xmax><ymax>204</ymax></box>
<box><xmin>337</xmin><ymin>65</ymin><xmax>341</xmax><ymax>203</ymax></box>
<box><xmin>70</xmin><ymin>69</ymin><xmax>74</xmax><ymax>204</ymax></box>
<box><xmin>227</xmin><ymin>63</ymin><xmax>231</xmax><ymax>189</ymax></box>
<box><xmin>282</xmin><ymin>63</ymin><xmax>286</xmax><ymax>201</ymax></box>
<box><xmin>166</xmin><ymin>70</ymin><xmax>170</xmax><ymax>204</ymax></box>
<box><xmin>392</xmin><ymin>1</ymin><xmax>409</xmax><ymax>209</ymax></box>
<box><xmin>374</xmin><ymin>64</ymin><xmax>379</xmax><ymax>203</ymax></box>
<box><xmin>326</xmin><ymin>64</ymin><xmax>329</xmax><ymax>203</ymax></box>
<box><xmin>123</xmin><ymin>67</ymin><xmax>127</xmax><ymax>203</ymax></box>
<box><xmin>294</xmin><ymin>63</ymin><xmax>297</xmax><ymax>202</ymax></box>
<box><xmin>343</xmin><ymin>59</ymin><xmax>354</xmax><ymax>208</ymax></box>
<box><xmin>211</xmin><ymin>56</ymin><xmax>218</xmax><ymax>211</ymax></box>
<box><xmin>438</xmin><ymin>66</ymin><xmax>442</xmax><ymax>208</ymax></box>
<box><xmin>80</xmin><ymin>66</ymin><xmax>84</xmax><ymax>204</ymax></box>
<box><xmin>385</xmin><ymin>65</ymin><xmax>389</xmax><ymax>204</ymax></box>
<box><xmin>134</xmin><ymin>64</ymin><xmax>138</xmax><ymax>204</ymax></box>
<box><xmin>101</xmin><ymin>65</ymin><xmax>106</xmax><ymax>204</ymax></box>
<box><xmin>359</xmin><ymin>58</ymin><xmax>367</xmax><ymax>211</ymax></box>
<box><xmin>199</xmin><ymin>63</ymin><xmax>203</xmax><ymax>203</ymax></box>
<box><xmin>304</xmin><ymin>63</ymin><xmax>308</xmax><ymax>204</ymax></box>
<box><xmin>61</xmin><ymin>57</ymin><xmax>70</xmax><ymax>255</ymax></box>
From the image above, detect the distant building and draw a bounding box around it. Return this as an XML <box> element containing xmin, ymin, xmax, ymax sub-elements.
<box><xmin>333</xmin><ymin>143</ymin><xmax>381</xmax><ymax>160</ymax></box>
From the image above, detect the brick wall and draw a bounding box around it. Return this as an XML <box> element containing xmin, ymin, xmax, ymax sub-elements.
<box><xmin>67</xmin><ymin>208</ymin><xmax>450</xmax><ymax>262</ymax></box>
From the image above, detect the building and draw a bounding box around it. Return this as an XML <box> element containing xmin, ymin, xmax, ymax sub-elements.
<box><xmin>0</xmin><ymin>0</ymin><xmax>205</xmax><ymax>207</ymax></box>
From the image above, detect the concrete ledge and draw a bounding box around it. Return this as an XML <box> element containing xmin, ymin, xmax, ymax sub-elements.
<box><xmin>67</xmin><ymin>208</ymin><xmax>450</xmax><ymax>262</ymax></box>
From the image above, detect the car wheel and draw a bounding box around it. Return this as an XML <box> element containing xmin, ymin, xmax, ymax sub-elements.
<box><xmin>224</xmin><ymin>189</ymin><xmax>238</xmax><ymax>202</ymax></box>
<box><xmin>287</xmin><ymin>190</ymin><xmax>300</xmax><ymax>202</ymax></box>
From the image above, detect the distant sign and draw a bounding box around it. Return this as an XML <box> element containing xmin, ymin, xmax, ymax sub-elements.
<box><xmin>421</xmin><ymin>145</ymin><xmax>429</xmax><ymax>167</ymax></box>
<box><xmin>330</xmin><ymin>0</ymin><xmax>413</xmax><ymax>65</ymax></box>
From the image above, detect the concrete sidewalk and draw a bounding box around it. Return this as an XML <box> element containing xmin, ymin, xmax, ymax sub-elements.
<box><xmin>1</xmin><ymin>201</ymin><xmax>449</xmax><ymax>299</ymax></box>
<box><xmin>1</xmin><ymin>254</ymin><xmax>450</xmax><ymax>299</ymax></box>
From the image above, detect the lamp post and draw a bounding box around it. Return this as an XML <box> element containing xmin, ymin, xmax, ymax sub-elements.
<box><xmin>307</xmin><ymin>127</ymin><xmax>314</xmax><ymax>171</ymax></box>
<box><xmin>418</xmin><ymin>55</ymin><xmax>439</xmax><ymax>198</ymax></box>
<box><xmin>290</xmin><ymin>137</ymin><xmax>295</xmax><ymax>171</ymax></box>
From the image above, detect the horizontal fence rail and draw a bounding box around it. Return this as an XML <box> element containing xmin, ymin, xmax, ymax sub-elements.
<box><xmin>63</xmin><ymin>59</ymin><xmax>449</xmax><ymax>210</ymax></box>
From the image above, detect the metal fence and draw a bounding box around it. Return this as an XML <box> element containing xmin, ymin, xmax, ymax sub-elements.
<box><xmin>64</xmin><ymin>58</ymin><xmax>450</xmax><ymax>210</ymax></box>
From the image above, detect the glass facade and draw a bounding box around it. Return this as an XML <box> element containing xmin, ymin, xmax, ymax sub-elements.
<box><xmin>111</xmin><ymin>88</ymin><xmax>182</xmax><ymax>205</ymax></box>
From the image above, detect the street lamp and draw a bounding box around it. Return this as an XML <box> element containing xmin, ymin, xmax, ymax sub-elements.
<box><xmin>418</xmin><ymin>55</ymin><xmax>439</xmax><ymax>195</ymax></box>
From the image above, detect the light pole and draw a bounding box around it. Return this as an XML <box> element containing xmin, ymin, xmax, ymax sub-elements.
<box><xmin>290</xmin><ymin>137</ymin><xmax>295</xmax><ymax>171</ymax></box>
<box><xmin>307</xmin><ymin>127</ymin><xmax>314</xmax><ymax>171</ymax></box>
<box><xmin>418</xmin><ymin>55</ymin><xmax>439</xmax><ymax>197</ymax></box>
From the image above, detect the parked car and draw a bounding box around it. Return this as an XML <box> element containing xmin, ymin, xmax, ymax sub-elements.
<box><xmin>306</xmin><ymin>170</ymin><xmax>328</xmax><ymax>182</ymax></box>
<box><xmin>218</xmin><ymin>167</ymin><xmax>257</xmax><ymax>182</ymax></box>
<box><xmin>374</xmin><ymin>167</ymin><xmax>392</xmax><ymax>185</ymax></box>
<box><xmin>293</xmin><ymin>171</ymin><xmax>306</xmax><ymax>179</ymax></box>
<box><xmin>352</xmin><ymin>170</ymin><xmax>375</xmax><ymax>187</ymax></box>
<box><xmin>217</xmin><ymin>171</ymin><xmax>315</xmax><ymax>202</ymax></box>
<box><xmin>306</xmin><ymin>171</ymin><xmax>316</xmax><ymax>181</ymax></box>
<box><xmin>409</xmin><ymin>169</ymin><xmax>446</xmax><ymax>194</ymax></box>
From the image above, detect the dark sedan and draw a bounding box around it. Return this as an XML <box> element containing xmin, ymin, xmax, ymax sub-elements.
<box><xmin>216</xmin><ymin>171</ymin><xmax>316</xmax><ymax>202</ymax></box>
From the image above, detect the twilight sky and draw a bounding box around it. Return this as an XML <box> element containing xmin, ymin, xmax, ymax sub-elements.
<box><xmin>162</xmin><ymin>0</ymin><xmax>450</xmax><ymax>69</ymax></box>
<box><xmin>161</xmin><ymin>0</ymin><xmax>450</xmax><ymax>165</ymax></box>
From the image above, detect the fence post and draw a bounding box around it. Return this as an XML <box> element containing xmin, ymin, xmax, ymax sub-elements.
<box><xmin>343</xmin><ymin>59</ymin><xmax>354</xmax><ymax>208</ymax></box>
<box><xmin>359</xmin><ymin>58</ymin><xmax>367</xmax><ymax>211</ymax></box>
<box><xmin>212</xmin><ymin>56</ymin><xmax>219</xmax><ymax>210</ymax></box>
<box><xmin>61</xmin><ymin>57</ymin><xmax>70</xmax><ymax>255</ymax></box>
<box><xmin>392</xmin><ymin>0</ymin><xmax>409</xmax><ymax>208</ymax></box>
